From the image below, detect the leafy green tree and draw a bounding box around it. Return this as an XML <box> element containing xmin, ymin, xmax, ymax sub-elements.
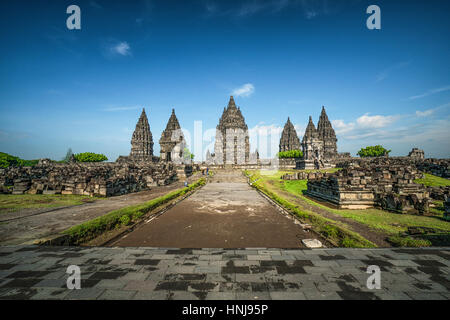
<box><xmin>74</xmin><ymin>152</ymin><xmax>108</xmax><ymax>162</ymax></box>
<box><xmin>183</xmin><ymin>147</ymin><xmax>194</xmax><ymax>161</ymax></box>
<box><xmin>0</xmin><ymin>152</ymin><xmax>38</xmax><ymax>168</ymax></box>
<box><xmin>357</xmin><ymin>145</ymin><xmax>391</xmax><ymax>157</ymax></box>
<box><xmin>277</xmin><ymin>149</ymin><xmax>303</xmax><ymax>159</ymax></box>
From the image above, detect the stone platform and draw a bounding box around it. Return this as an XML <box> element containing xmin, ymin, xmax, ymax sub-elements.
<box><xmin>0</xmin><ymin>246</ymin><xmax>448</xmax><ymax>300</ymax></box>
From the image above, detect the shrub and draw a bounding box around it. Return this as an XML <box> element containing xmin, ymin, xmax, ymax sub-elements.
<box><xmin>119</xmin><ymin>215</ymin><xmax>131</xmax><ymax>226</ymax></box>
<box><xmin>183</xmin><ymin>147</ymin><xmax>194</xmax><ymax>160</ymax></box>
<box><xmin>357</xmin><ymin>145</ymin><xmax>391</xmax><ymax>157</ymax></box>
<box><xmin>0</xmin><ymin>152</ymin><xmax>38</xmax><ymax>168</ymax></box>
<box><xmin>277</xmin><ymin>150</ymin><xmax>303</xmax><ymax>159</ymax></box>
<box><xmin>74</xmin><ymin>152</ymin><xmax>108</xmax><ymax>162</ymax></box>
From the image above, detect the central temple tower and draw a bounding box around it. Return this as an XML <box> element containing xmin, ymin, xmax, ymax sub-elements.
<box><xmin>214</xmin><ymin>96</ymin><xmax>250</xmax><ymax>165</ymax></box>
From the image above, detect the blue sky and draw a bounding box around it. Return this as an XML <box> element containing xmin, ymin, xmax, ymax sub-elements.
<box><xmin>1</xmin><ymin>0</ymin><xmax>449</xmax><ymax>161</ymax></box>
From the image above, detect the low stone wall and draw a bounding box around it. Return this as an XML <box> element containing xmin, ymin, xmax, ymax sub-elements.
<box><xmin>416</xmin><ymin>159</ymin><xmax>450</xmax><ymax>178</ymax></box>
<box><xmin>199</xmin><ymin>158</ymin><xmax>297</xmax><ymax>170</ymax></box>
<box><xmin>0</xmin><ymin>161</ymin><xmax>179</xmax><ymax>197</ymax></box>
<box><xmin>334</xmin><ymin>157</ymin><xmax>450</xmax><ymax>179</ymax></box>
<box><xmin>426</xmin><ymin>186</ymin><xmax>450</xmax><ymax>201</ymax></box>
<box><xmin>281</xmin><ymin>171</ymin><xmax>331</xmax><ymax>181</ymax></box>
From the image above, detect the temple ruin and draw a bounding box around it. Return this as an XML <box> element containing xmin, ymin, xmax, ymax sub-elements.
<box><xmin>159</xmin><ymin>109</ymin><xmax>186</xmax><ymax>163</ymax></box>
<box><xmin>213</xmin><ymin>96</ymin><xmax>250</xmax><ymax>165</ymax></box>
<box><xmin>279</xmin><ymin>117</ymin><xmax>301</xmax><ymax>152</ymax></box>
<box><xmin>297</xmin><ymin>107</ymin><xmax>338</xmax><ymax>169</ymax></box>
<box><xmin>129</xmin><ymin>108</ymin><xmax>154</xmax><ymax>161</ymax></box>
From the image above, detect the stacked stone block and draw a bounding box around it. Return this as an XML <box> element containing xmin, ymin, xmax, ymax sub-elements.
<box><xmin>305</xmin><ymin>162</ymin><xmax>430</xmax><ymax>214</ymax></box>
<box><xmin>0</xmin><ymin>161</ymin><xmax>177</xmax><ymax>197</ymax></box>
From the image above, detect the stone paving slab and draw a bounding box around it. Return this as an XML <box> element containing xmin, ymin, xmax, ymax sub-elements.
<box><xmin>0</xmin><ymin>245</ymin><xmax>449</xmax><ymax>300</ymax></box>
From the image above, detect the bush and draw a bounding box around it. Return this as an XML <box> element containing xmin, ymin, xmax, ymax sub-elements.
<box><xmin>357</xmin><ymin>145</ymin><xmax>391</xmax><ymax>157</ymax></box>
<box><xmin>277</xmin><ymin>150</ymin><xmax>303</xmax><ymax>159</ymax></box>
<box><xmin>183</xmin><ymin>147</ymin><xmax>194</xmax><ymax>160</ymax></box>
<box><xmin>119</xmin><ymin>215</ymin><xmax>131</xmax><ymax>226</ymax></box>
<box><xmin>0</xmin><ymin>152</ymin><xmax>39</xmax><ymax>168</ymax></box>
<box><xmin>74</xmin><ymin>152</ymin><xmax>108</xmax><ymax>162</ymax></box>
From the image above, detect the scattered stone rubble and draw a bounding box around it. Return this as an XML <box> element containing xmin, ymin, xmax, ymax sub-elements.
<box><xmin>303</xmin><ymin>158</ymin><xmax>450</xmax><ymax>214</ymax></box>
<box><xmin>0</xmin><ymin>160</ymin><xmax>178</xmax><ymax>197</ymax></box>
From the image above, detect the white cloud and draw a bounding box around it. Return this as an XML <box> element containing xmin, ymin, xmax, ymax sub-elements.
<box><xmin>408</xmin><ymin>85</ymin><xmax>450</xmax><ymax>100</ymax></box>
<box><xmin>356</xmin><ymin>113</ymin><xmax>396</xmax><ymax>128</ymax></box>
<box><xmin>232</xmin><ymin>83</ymin><xmax>255</xmax><ymax>97</ymax></box>
<box><xmin>112</xmin><ymin>42</ymin><xmax>131</xmax><ymax>56</ymax></box>
<box><xmin>415</xmin><ymin>109</ymin><xmax>434</xmax><ymax>117</ymax></box>
<box><xmin>331</xmin><ymin>119</ymin><xmax>355</xmax><ymax>134</ymax></box>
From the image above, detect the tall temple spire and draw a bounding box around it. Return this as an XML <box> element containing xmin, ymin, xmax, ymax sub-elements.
<box><xmin>130</xmin><ymin>108</ymin><xmax>154</xmax><ymax>160</ymax></box>
<box><xmin>227</xmin><ymin>96</ymin><xmax>237</xmax><ymax>109</ymax></box>
<box><xmin>214</xmin><ymin>96</ymin><xmax>250</xmax><ymax>165</ymax></box>
<box><xmin>279</xmin><ymin>116</ymin><xmax>300</xmax><ymax>152</ymax></box>
<box><xmin>304</xmin><ymin>116</ymin><xmax>318</xmax><ymax>139</ymax></box>
<box><xmin>317</xmin><ymin>106</ymin><xmax>337</xmax><ymax>158</ymax></box>
<box><xmin>159</xmin><ymin>109</ymin><xmax>185</xmax><ymax>162</ymax></box>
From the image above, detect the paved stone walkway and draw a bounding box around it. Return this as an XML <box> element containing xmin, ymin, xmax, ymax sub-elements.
<box><xmin>0</xmin><ymin>246</ymin><xmax>449</xmax><ymax>300</ymax></box>
<box><xmin>112</xmin><ymin>171</ymin><xmax>312</xmax><ymax>248</ymax></box>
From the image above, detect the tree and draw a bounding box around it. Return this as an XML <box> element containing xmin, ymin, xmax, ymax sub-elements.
<box><xmin>74</xmin><ymin>152</ymin><xmax>108</xmax><ymax>162</ymax></box>
<box><xmin>357</xmin><ymin>145</ymin><xmax>391</xmax><ymax>157</ymax></box>
<box><xmin>0</xmin><ymin>152</ymin><xmax>38</xmax><ymax>168</ymax></box>
<box><xmin>277</xmin><ymin>149</ymin><xmax>303</xmax><ymax>159</ymax></box>
<box><xmin>183</xmin><ymin>147</ymin><xmax>194</xmax><ymax>161</ymax></box>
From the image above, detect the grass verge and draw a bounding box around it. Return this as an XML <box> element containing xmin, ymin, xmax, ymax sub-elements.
<box><xmin>245</xmin><ymin>170</ymin><xmax>375</xmax><ymax>248</ymax></box>
<box><xmin>0</xmin><ymin>194</ymin><xmax>98</xmax><ymax>213</ymax></box>
<box><xmin>62</xmin><ymin>178</ymin><xmax>206</xmax><ymax>245</ymax></box>
<box><xmin>414</xmin><ymin>173</ymin><xmax>450</xmax><ymax>187</ymax></box>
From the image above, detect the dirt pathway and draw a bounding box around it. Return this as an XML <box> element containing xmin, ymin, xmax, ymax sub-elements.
<box><xmin>111</xmin><ymin>170</ymin><xmax>317</xmax><ymax>248</ymax></box>
<box><xmin>0</xmin><ymin>174</ymin><xmax>201</xmax><ymax>245</ymax></box>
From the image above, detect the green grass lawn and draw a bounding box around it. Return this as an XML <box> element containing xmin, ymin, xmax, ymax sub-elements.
<box><xmin>414</xmin><ymin>173</ymin><xmax>450</xmax><ymax>187</ymax></box>
<box><xmin>247</xmin><ymin>170</ymin><xmax>450</xmax><ymax>247</ymax></box>
<box><xmin>0</xmin><ymin>194</ymin><xmax>99</xmax><ymax>213</ymax></box>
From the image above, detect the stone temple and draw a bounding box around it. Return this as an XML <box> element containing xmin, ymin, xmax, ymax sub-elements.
<box><xmin>159</xmin><ymin>109</ymin><xmax>186</xmax><ymax>163</ymax></box>
<box><xmin>213</xmin><ymin>96</ymin><xmax>250</xmax><ymax>165</ymax></box>
<box><xmin>298</xmin><ymin>106</ymin><xmax>337</xmax><ymax>169</ymax></box>
<box><xmin>317</xmin><ymin>106</ymin><xmax>338</xmax><ymax>159</ymax></box>
<box><xmin>279</xmin><ymin>117</ymin><xmax>301</xmax><ymax>152</ymax></box>
<box><xmin>129</xmin><ymin>108</ymin><xmax>154</xmax><ymax>161</ymax></box>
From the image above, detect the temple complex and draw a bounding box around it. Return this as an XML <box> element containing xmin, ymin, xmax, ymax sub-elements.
<box><xmin>279</xmin><ymin>117</ymin><xmax>301</xmax><ymax>152</ymax></box>
<box><xmin>129</xmin><ymin>108</ymin><xmax>154</xmax><ymax>161</ymax></box>
<box><xmin>213</xmin><ymin>96</ymin><xmax>250</xmax><ymax>165</ymax></box>
<box><xmin>159</xmin><ymin>109</ymin><xmax>186</xmax><ymax>163</ymax></box>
